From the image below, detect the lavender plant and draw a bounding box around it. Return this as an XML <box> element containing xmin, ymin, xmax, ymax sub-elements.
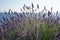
<box><xmin>0</xmin><ymin>3</ymin><xmax>60</xmax><ymax>40</ymax></box>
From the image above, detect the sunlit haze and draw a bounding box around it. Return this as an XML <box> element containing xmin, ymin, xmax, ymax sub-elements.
<box><xmin>0</xmin><ymin>0</ymin><xmax>60</xmax><ymax>12</ymax></box>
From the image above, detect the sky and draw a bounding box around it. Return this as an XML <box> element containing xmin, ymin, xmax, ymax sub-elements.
<box><xmin>0</xmin><ymin>0</ymin><xmax>60</xmax><ymax>12</ymax></box>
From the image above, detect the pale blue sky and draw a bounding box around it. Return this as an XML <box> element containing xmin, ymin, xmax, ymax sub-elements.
<box><xmin>0</xmin><ymin>0</ymin><xmax>60</xmax><ymax>12</ymax></box>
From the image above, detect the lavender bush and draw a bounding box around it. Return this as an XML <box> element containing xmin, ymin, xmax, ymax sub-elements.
<box><xmin>0</xmin><ymin>3</ymin><xmax>60</xmax><ymax>40</ymax></box>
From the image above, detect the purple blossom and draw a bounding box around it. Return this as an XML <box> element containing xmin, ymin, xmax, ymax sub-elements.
<box><xmin>20</xmin><ymin>28</ymin><xmax>26</xmax><ymax>40</ymax></box>
<box><xmin>26</xmin><ymin>6</ymin><xmax>30</xmax><ymax>10</ymax></box>
<box><xmin>37</xmin><ymin>4</ymin><xmax>39</xmax><ymax>9</ymax></box>
<box><xmin>27</xmin><ymin>28</ymin><xmax>31</xmax><ymax>36</ymax></box>
<box><xmin>23</xmin><ymin>4</ymin><xmax>26</xmax><ymax>11</ymax></box>
<box><xmin>34</xmin><ymin>32</ymin><xmax>38</xmax><ymax>40</ymax></box>
<box><xmin>20</xmin><ymin>29</ymin><xmax>25</xmax><ymax>37</ymax></box>
<box><xmin>31</xmin><ymin>3</ymin><xmax>34</xmax><ymax>8</ymax></box>
<box><xmin>48</xmin><ymin>11</ymin><xmax>51</xmax><ymax>16</ymax></box>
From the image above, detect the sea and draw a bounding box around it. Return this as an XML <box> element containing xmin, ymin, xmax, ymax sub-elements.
<box><xmin>0</xmin><ymin>12</ymin><xmax>60</xmax><ymax>20</ymax></box>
